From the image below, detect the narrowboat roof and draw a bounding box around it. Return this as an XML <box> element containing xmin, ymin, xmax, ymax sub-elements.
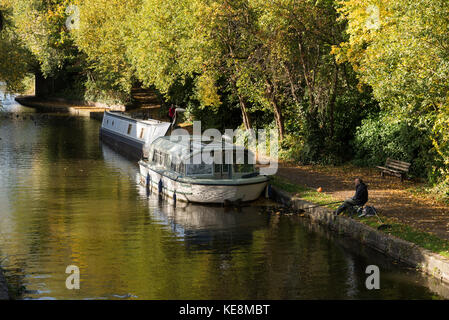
<box><xmin>105</xmin><ymin>111</ymin><xmax>170</xmax><ymax>126</ymax></box>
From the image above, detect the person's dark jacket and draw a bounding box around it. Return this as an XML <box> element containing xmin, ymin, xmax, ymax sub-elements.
<box><xmin>352</xmin><ymin>182</ymin><xmax>368</xmax><ymax>206</ymax></box>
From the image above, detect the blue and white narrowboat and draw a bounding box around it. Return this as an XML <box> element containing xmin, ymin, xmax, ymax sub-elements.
<box><xmin>100</xmin><ymin>111</ymin><xmax>171</xmax><ymax>159</ymax></box>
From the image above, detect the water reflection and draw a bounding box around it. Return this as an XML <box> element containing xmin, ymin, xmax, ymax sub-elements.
<box><xmin>0</xmin><ymin>85</ymin><xmax>34</xmax><ymax>114</ymax></box>
<box><xmin>149</xmin><ymin>199</ymin><xmax>270</xmax><ymax>250</ymax></box>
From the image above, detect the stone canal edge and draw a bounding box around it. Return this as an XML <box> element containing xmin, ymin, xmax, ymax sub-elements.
<box><xmin>270</xmin><ymin>185</ymin><xmax>449</xmax><ymax>286</ymax></box>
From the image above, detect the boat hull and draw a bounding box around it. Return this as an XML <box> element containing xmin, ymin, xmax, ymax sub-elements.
<box><xmin>100</xmin><ymin>127</ymin><xmax>144</xmax><ymax>160</ymax></box>
<box><xmin>99</xmin><ymin>111</ymin><xmax>171</xmax><ymax>160</ymax></box>
<box><xmin>139</xmin><ymin>161</ymin><xmax>268</xmax><ymax>204</ymax></box>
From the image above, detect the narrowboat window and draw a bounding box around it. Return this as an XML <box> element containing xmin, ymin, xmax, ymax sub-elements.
<box><xmin>140</xmin><ymin>128</ymin><xmax>145</xmax><ymax>139</ymax></box>
<box><xmin>127</xmin><ymin>124</ymin><xmax>132</xmax><ymax>135</ymax></box>
<box><xmin>112</xmin><ymin>121</ymin><xmax>114</xmax><ymax>126</ymax></box>
<box><xmin>106</xmin><ymin>120</ymin><xmax>109</xmax><ymax>124</ymax></box>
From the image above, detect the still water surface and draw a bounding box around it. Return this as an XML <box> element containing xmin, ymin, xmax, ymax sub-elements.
<box><xmin>0</xmin><ymin>89</ymin><xmax>448</xmax><ymax>299</ymax></box>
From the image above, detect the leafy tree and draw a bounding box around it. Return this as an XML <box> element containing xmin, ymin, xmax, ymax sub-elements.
<box><xmin>336</xmin><ymin>0</ymin><xmax>449</xmax><ymax>191</ymax></box>
<box><xmin>193</xmin><ymin>0</ymin><xmax>261</xmax><ymax>130</ymax></box>
<box><xmin>126</xmin><ymin>0</ymin><xmax>202</xmax><ymax>96</ymax></box>
<box><xmin>0</xmin><ymin>3</ymin><xmax>33</xmax><ymax>92</ymax></box>
<box><xmin>73</xmin><ymin>0</ymin><xmax>141</xmax><ymax>102</ymax></box>
<box><xmin>5</xmin><ymin>0</ymin><xmax>75</xmax><ymax>76</ymax></box>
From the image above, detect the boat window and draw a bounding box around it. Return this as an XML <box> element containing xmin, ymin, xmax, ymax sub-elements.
<box><xmin>112</xmin><ymin>121</ymin><xmax>114</xmax><ymax>126</ymax></box>
<box><xmin>233</xmin><ymin>163</ymin><xmax>254</xmax><ymax>173</ymax></box>
<box><xmin>140</xmin><ymin>128</ymin><xmax>145</xmax><ymax>139</ymax></box>
<box><xmin>186</xmin><ymin>163</ymin><xmax>213</xmax><ymax>176</ymax></box>
<box><xmin>106</xmin><ymin>120</ymin><xmax>109</xmax><ymax>124</ymax></box>
<box><xmin>164</xmin><ymin>153</ymin><xmax>170</xmax><ymax>167</ymax></box>
<box><xmin>153</xmin><ymin>150</ymin><xmax>161</xmax><ymax>164</ymax></box>
<box><xmin>214</xmin><ymin>164</ymin><xmax>221</xmax><ymax>173</ymax></box>
<box><xmin>127</xmin><ymin>124</ymin><xmax>132</xmax><ymax>135</ymax></box>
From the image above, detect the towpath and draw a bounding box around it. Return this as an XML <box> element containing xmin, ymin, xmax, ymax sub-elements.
<box><xmin>276</xmin><ymin>163</ymin><xmax>449</xmax><ymax>240</ymax></box>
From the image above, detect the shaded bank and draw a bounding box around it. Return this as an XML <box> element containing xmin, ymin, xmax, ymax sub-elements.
<box><xmin>14</xmin><ymin>95</ymin><xmax>119</xmax><ymax>117</ymax></box>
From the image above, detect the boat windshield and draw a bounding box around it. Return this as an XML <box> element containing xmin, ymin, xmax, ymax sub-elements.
<box><xmin>186</xmin><ymin>163</ymin><xmax>213</xmax><ymax>176</ymax></box>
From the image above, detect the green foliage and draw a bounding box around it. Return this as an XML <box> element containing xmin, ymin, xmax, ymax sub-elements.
<box><xmin>126</xmin><ymin>0</ymin><xmax>202</xmax><ymax>97</ymax></box>
<box><xmin>337</xmin><ymin>0</ymin><xmax>449</xmax><ymax>194</ymax></box>
<box><xmin>7</xmin><ymin>0</ymin><xmax>75</xmax><ymax>76</ymax></box>
<box><xmin>73</xmin><ymin>0</ymin><xmax>140</xmax><ymax>100</ymax></box>
<box><xmin>0</xmin><ymin>5</ymin><xmax>32</xmax><ymax>92</ymax></box>
<box><xmin>0</xmin><ymin>31</ymin><xmax>32</xmax><ymax>92</ymax></box>
<box><xmin>180</xmin><ymin>76</ymin><xmax>245</xmax><ymax>131</ymax></box>
<box><xmin>352</xmin><ymin>113</ymin><xmax>435</xmax><ymax>178</ymax></box>
<box><xmin>83</xmin><ymin>76</ymin><xmax>130</xmax><ymax>105</ymax></box>
<box><xmin>280</xmin><ymin>85</ymin><xmax>378</xmax><ymax>165</ymax></box>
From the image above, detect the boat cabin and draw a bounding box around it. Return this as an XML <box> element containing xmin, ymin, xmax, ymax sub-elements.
<box><xmin>147</xmin><ymin>135</ymin><xmax>258</xmax><ymax>179</ymax></box>
<box><xmin>101</xmin><ymin>111</ymin><xmax>171</xmax><ymax>145</ymax></box>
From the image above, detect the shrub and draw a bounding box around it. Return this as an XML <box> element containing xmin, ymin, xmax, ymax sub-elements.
<box><xmin>352</xmin><ymin>114</ymin><xmax>435</xmax><ymax>178</ymax></box>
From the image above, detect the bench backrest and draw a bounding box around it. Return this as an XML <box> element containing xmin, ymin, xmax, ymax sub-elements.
<box><xmin>385</xmin><ymin>158</ymin><xmax>411</xmax><ymax>172</ymax></box>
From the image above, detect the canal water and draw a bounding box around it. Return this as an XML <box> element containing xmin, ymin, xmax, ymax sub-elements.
<box><xmin>1</xmin><ymin>89</ymin><xmax>448</xmax><ymax>299</ymax></box>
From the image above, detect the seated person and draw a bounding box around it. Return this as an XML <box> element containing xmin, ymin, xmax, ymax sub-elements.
<box><xmin>334</xmin><ymin>178</ymin><xmax>368</xmax><ymax>215</ymax></box>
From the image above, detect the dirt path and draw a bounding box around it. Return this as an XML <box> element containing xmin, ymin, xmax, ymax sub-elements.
<box><xmin>277</xmin><ymin>163</ymin><xmax>449</xmax><ymax>240</ymax></box>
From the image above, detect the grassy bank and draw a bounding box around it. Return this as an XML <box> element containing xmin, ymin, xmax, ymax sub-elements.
<box><xmin>271</xmin><ymin>175</ymin><xmax>449</xmax><ymax>258</ymax></box>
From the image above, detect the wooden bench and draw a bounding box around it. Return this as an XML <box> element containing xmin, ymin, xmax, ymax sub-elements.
<box><xmin>376</xmin><ymin>158</ymin><xmax>411</xmax><ymax>182</ymax></box>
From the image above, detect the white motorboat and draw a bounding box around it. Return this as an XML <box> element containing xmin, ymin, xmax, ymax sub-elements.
<box><xmin>139</xmin><ymin>135</ymin><xmax>268</xmax><ymax>204</ymax></box>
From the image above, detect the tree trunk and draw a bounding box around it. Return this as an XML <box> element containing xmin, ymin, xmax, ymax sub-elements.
<box><xmin>272</xmin><ymin>99</ymin><xmax>284</xmax><ymax>140</ymax></box>
<box><xmin>238</xmin><ymin>93</ymin><xmax>251</xmax><ymax>130</ymax></box>
<box><xmin>328</xmin><ymin>62</ymin><xmax>339</xmax><ymax>138</ymax></box>
<box><xmin>265</xmin><ymin>79</ymin><xmax>285</xmax><ymax>140</ymax></box>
